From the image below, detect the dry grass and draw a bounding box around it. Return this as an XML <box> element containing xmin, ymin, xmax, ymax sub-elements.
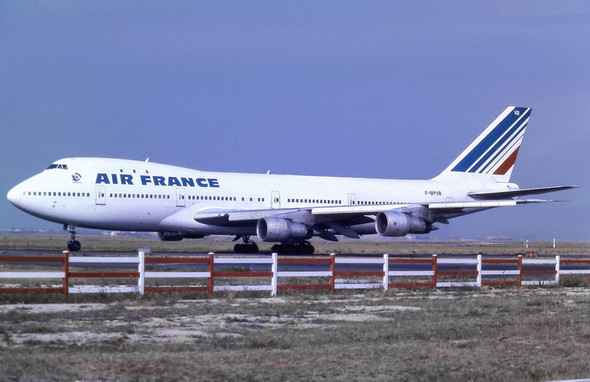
<box><xmin>2</xmin><ymin>288</ymin><xmax>590</xmax><ymax>381</ymax></box>
<box><xmin>2</xmin><ymin>234</ymin><xmax>590</xmax><ymax>381</ymax></box>
<box><xmin>1</xmin><ymin>232</ymin><xmax>589</xmax><ymax>255</ymax></box>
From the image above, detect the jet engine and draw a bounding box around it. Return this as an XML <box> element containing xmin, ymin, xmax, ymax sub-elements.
<box><xmin>256</xmin><ymin>217</ymin><xmax>310</xmax><ymax>242</ymax></box>
<box><xmin>375</xmin><ymin>211</ymin><xmax>433</xmax><ymax>237</ymax></box>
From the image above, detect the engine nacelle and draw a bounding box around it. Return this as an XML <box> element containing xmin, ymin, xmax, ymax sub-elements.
<box><xmin>256</xmin><ymin>217</ymin><xmax>310</xmax><ymax>242</ymax></box>
<box><xmin>375</xmin><ymin>211</ymin><xmax>432</xmax><ymax>237</ymax></box>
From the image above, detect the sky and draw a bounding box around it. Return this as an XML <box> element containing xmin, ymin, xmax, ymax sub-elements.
<box><xmin>1</xmin><ymin>1</ymin><xmax>589</xmax><ymax>240</ymax></box>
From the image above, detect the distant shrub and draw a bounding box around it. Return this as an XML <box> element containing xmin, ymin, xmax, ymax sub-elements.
<box><xmin>559</xmin><ymin>275</ymin><xmax>589</xmax><ymax>287</ymax></box>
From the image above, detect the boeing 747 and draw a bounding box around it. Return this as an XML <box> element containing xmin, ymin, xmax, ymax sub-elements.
<box><xmin>7</xmin><ymin>107</ymin><xmax>576</xmax><ymax>254</ymax></box>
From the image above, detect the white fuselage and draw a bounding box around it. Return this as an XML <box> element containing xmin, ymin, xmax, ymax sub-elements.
<box><xmin>7</xmin><ymin>157</ymin><xmax>497</xmax><ymax>236</ymax></box>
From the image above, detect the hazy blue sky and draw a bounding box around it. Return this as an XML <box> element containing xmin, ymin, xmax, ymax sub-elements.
<box><xmin>1</xmin><ymin>1</ymin><xmax>588</xmax><ymax>240</ymax></box>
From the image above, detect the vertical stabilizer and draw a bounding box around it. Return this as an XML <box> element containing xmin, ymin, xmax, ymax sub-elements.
<box><xmin>435</xmin><ymin>106</ymin><xmax>531</xmax><ymax>183</ymax></box>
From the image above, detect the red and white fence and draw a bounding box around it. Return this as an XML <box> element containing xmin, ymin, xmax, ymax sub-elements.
<box><xmin>0</xmin><ymin>250</ymin><xmax>589</xmax><ymax>298</ymax></box>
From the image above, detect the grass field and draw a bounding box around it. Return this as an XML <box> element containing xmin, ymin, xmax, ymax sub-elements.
<box><xmin>1</xmin><ymin>232</ymin><xmax>589</xmax><ymax>255</ymax></box>
<box><xmin>2</xmin><ymin>289</ymin><xmax>590</xmax><ymax>381</ymax></box>
<box><xmin>2</xmin><ymin>234</ymin><xmax>590</xmax><ymax>381</ymax></box>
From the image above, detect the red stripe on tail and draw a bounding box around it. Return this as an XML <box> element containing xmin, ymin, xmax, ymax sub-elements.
<box><xmin>493</xmin><ymin>147</ymin><xmax>520</xmax><ymax>175</ymax></box>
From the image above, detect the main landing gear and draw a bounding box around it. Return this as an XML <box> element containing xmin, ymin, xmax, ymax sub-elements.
<box><xmin>272</xmin><ymin>241</ymin><xmax>315</xmax><ymax>255</ymax></box>
<box><xmin>65</xmin><ymin>225</ymin><xmax>81</xmax><ymax>252</ymax></box>
<box><xmin>233</xmin><ymin>235</ymin><xmax>259</xmax><ymax>254</ymax></box>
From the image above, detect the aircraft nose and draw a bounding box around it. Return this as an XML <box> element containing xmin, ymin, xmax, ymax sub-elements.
<box><xmin>7</xmin><ymin>184</ymin><xmax>22</xmax><ymax>207</ymax></box>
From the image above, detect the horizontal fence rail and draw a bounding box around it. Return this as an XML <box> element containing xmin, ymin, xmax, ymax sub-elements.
<box><xmin>0</xmin><ymin>250</ymin><xmax>589</xmax><ymax>298</ymax></box>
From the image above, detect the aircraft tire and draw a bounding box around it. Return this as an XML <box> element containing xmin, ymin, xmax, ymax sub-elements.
<box><xmin>67</xmin><ymin>240</ymin><xmax>81</xmax><ymax>252</ymax></box>
<box><xmin>234</xmin><ymin>243</ymin><xmax>259</xmax><ymax>254</ymax></box>
<box><xmin>271</xmin><ymin>243</ymin><xmax>314</xmax><ymax>255</ymax></box>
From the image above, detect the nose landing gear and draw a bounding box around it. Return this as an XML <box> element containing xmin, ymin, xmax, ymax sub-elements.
<box><xmin>64</xmin><ymin>225</ymin><xmax>81</xmax><ymax>251</ymax></box>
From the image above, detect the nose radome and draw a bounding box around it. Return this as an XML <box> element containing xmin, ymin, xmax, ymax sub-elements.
<box><xmin>7</xmin><ymin>185</ymin><xmax>22</xmax><ymax>207</ymax></box>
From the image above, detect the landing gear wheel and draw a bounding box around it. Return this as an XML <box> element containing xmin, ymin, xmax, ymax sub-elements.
<box><xmin>67</xmin><ymin>240</ymin><xmax>81</xmax><ymax>252</ymax></box>
<box><xmin>295</xmin><ymin>242</ymin><xmax>314</xmax><ymax>255</ymax></box>
<box><xmin>233</xmin><ymin>235</ymin><xmax>259</xmax><ymax>253</ymax></box>
<box><xmin>300</xmin><ymin>243</ymin><xmax>315</xmax><ymax>255</ymax></box>
<box><xmin>233</xmin><ymin>243</ymin><xmax>259</xmax><ymax>254</ymax></box>
<box><xmin>271</xmin><ymin>242</ymin><xmax>315</xmax><ymax>255</ymax></box>
<box><xmin>65</xmin><ymin>225</ymin><xmax>81</xmax><ymax>251</ymax></box>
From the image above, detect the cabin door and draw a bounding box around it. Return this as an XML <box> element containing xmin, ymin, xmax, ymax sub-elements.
<box><xmin>271</xmin><ymin>191</ymin><xmax>281</xmax><ymax>209</ymax></box>
<box><xmin>95</xmin><ymin>186</ymin><xmax>106</xmax><ymax>205</ymax></box>
<box><xmin>176</xmin><ymin>188</ymin><xmax>186</xmax><ymax>207</ymax></box>
<box><xmin>347</xmin><ymin>193</ymin><xmax>356</xmax><ymax>205</ymax></box>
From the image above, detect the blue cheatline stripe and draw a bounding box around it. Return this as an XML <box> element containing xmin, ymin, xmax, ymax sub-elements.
<box><xmin>471</xmin><ymin>109</ymin><xmax>530</xmax><ymax>173</ymax></box>
<box><xmin>452</xmin><ymin>107</ymin><xmax>529</xmax><ymax>172</ymax></box>
<box><xmin>478</xmin><ymin>120</ymin><xmax>528</xmax><ymax>174</ymax></box>
<box><xmin>469</xmin><ymin>109</ymin><xmax>531</xmax><ymax>173</ymax></box>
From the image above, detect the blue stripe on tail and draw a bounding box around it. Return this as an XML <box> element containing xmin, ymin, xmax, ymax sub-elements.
<box><xmin>469</xmin><ymin>108</ymin><xmax>530</xmax><ymax>173</ymax></box>
<box><xmin>451</xmin><ymin>107</ymin><xmax>529</xmax><ymax>172</ymax></box>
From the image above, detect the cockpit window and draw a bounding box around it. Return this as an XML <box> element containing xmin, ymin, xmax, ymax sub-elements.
<box><xmin>47</xmin><ymin>163</ymin><xmax>68</xmax><ymax>170</ymax></box>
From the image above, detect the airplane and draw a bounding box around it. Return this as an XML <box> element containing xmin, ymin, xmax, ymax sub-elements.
<box><xmin>7</xmin><ymin>106</ymin><xmax>576</xmax><ymax>254</ymax></box>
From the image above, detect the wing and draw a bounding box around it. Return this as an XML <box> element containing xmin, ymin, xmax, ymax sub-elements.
<box><xmin>185</xmin><ymin>201</ymin><xmax>507</xmax><ymax>241</ymax></box>
<box><xmin>159</xmin><ymin>183</ymin><xmax>576</xmax><ymax>242</ymax></box>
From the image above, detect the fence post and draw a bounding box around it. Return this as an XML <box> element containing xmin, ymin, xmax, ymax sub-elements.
<box><xmin>271</xmin><ymin>252</ymin><xmax>278</xmax><ymax>297</ymax></box>
<box><xmin>517</xmin><ymin>255</ymin><xmax>523</xmax><ymax>287</ymax></box>
<box><xmin>383</xmin><ymin>254</ymin><xmax>389</xmax><ymax>291</ymax></box>
<box><xmin>208</xmin><ymin>252</ymin><xmax>214</xmax><ymax>296</ymax></box>
<box><xmin>555</xmin><ymin>255</ymin><xmax>560</xmax><ymax>285</ymax></box>
<box><xmin>62</xmin><ymin>250</ymin><xmax>69</xmax><ymax>298</ymax></box>
<box><xmin>138</xmin><ymin>248</ymin><xmax>148</xmax><ymax>296</ymax></box>
<box><xmin>432</xmin><ymin>254</ymin><xmax>438</xmax><ymax>288</ymax></box>
<box><xmin>477</xmin><ymin>254</ymin><xmax>482</xmax><ymax>287</ymax></box>
<box><xmin>330</xmin><ymin>253</ymin><xmax>336</xmax><ymax>293</ymax></box>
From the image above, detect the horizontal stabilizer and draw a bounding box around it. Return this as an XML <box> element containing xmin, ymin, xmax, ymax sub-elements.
<box><xmin>515</xmin><ymin>199</ymin><xmax>556</xmax><ymax>204</ymax></box>
<box><xmin>469</xmin><ymin>185</ymin><xmax>578</xmax><ymax>200</ymax></box>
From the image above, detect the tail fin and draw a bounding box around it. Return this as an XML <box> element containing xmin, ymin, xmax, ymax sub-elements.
<box><xmin>435</xmin><ymin>106</ymin><xmax>532</xmax><ymax>183</ymax></box>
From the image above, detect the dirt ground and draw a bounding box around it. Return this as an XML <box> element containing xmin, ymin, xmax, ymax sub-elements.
<box><xmin>2</xmin><ymin>288</ymin><xmax>590</xmax><ymax>381</ymax></box>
